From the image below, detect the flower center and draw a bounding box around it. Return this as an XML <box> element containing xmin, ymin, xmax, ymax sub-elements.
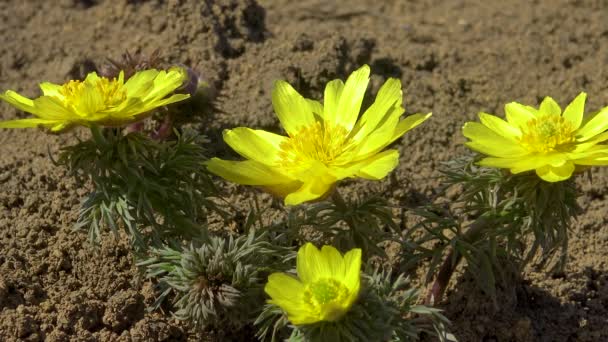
<box><xmin>278</xmin><ymin>121</ymin><xmax>349</xmax><ymax>169</ymax></box>
<box><xmin>303</xmin><ymin>278</ymin><xmax>350</xmax><ymax>321</ymax></box>
<box><xmin>518</xmin><ymin>114</ymin><xmax>575</xmax><ymax>153</ymax></box>
<box><xmin>59</xmin><ymin>77</ymin><xmax>127</xmax><ymax>111</ymax></box>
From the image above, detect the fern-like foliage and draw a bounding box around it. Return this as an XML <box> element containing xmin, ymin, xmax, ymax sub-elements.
<box><xmin>139</xmin><ymin>231</ymin><xmax>292</xmax><ymax>330</ymax></box>
<box><xmin>57</xmin><ymin>126</ymin><xmax>221</xmax><ymax>250</ymax></box>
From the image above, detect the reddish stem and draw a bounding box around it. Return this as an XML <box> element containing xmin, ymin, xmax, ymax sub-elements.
<box><xmin>425</xmin><ymin>217</ymin><xmax>490</xmax><ymax>305</ymax></box>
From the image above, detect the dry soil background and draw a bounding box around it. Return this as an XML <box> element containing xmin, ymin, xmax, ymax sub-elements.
<box><xmin>0</xmin><ymin>0</ymin><xmax>608</xmax><ymax>341</ymax></box>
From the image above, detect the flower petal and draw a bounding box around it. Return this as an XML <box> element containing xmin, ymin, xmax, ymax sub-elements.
<box><xmin>321</xmin><ymin>245</ymin><xmax>345</xmax><ymax>278</ymax></box>
<box><xmin>222</xmin><ymin>127</ymin><xmax>287</xmax><ymax>165</ymax></box>
<box><xmin>307</xmin><ymin>99</ymin><xmax>324</xmax><ymax>119</ymax></box>
<box><xmin>33</xmin><ymin>96</ymin><xmax>77</xmax><ymax>120</ymax></box>
<box><xmin>265</xmin><ymin>273</ymin><xmax>315</xmax><ymax>324</ymax></box>
<box><xmin>272</xmin><ymin>80</ymin><xmax>316</xmax><ymax>136</ymax></box>
<box><xmin>390</xmin><ymin>112</ymin><xmax>432</xmax><ymax>142</ymax></box>
<box><xmin>0</xmin><ymin>91</ymin><xmax>37</xmax><ymax>115</ymax></box>
<box><xmin>284</xmin><ymin>177</ymin><xmax>333</xmax><ymax>206</ymax></box>
<box><xmin>297</xmin><ymin>243</ymin><xmax>326</xmax><ymax>283</ymax></box>
<box><xmin>342</xmin><ymin>248</ymin><xmax>361</xmax><ymax>293</ymax></box>
<box><xmin>350</xmin><ymin>78</ymin><xmax>402</xmax><ymax>142</ymax></box>
<box><xmin>504</xmin><ymin>102</ymin><xmax>537</xmax><ymax>127</ymax></box>
<box><xmin>206</xmin><ymin>159</ymin><xmax>292</xmax><ymax>185</ymax></box>
<box><xmin>0</xmin><ymin>118</ymin><xmax>59</xmax><ymax>129</ymax></box>
<box><xmin>478</xmin><ymin>153</ymin><xmax>567</xmax><ymax>174</ymax></box>
<box><xmin>39</xmin><ymin>82</ymin><xmax>63</xmax><ymax>97</ymax></box>
<box><xmin>323</xmin><ymin>79</ymin><xmax>344</xmax><ymax>123</ymax></box>
<box><xmin>576</xmin><ymin>107</ymin><xmax>608</xmax><ymax>142</ymax></box>
<box><xmin>536</xmin><ymin>161</ymin><xmax>575</xmax><ymax>182</ymax></box>
<box><xmin>353</xmin><ymin>149</ymin><xmax>399</xmax><ymax>180</ymax></box>
<box><xmin>334</xmin><ymin>65</ymin><xmax>370</xmax><ymax>132</ymax></box>
<box><xmin>265</xmin><ymin>273</ymin><xmax>305</xmax><ymax>302</ymax></box>
<box><xmin>478</xmin><ymin>112</ymin><xmax>521</xmax><ymax>140</ymax></box>
<box><xmin>539</xmin><ymin>96</ymin><xmax>562</xmax><ymax>116</ymax></box>
<box><xmin>351</xmin><ymin>111</ymin><xmax>427</xmax><ymax>161</ymax></box>
<box><xmin>562</xmin><ymin>92</ymin><xmax>586</xmax><ymax>129</ymax></box>
<box><xmin>463</xmin><ymin>122</ymin><xmax>527</xmax><ymax>157</ymax></box>
<box><xmin>124</xmin><ymin>69</ymin><xmax>158</xmax><ymax>97</ymax></box>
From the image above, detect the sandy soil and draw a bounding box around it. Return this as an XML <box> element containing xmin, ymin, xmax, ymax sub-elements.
<box><xmin>0</xmin><ymin>0</ymin><xmax>607</xmax><ymax>341</ymax></box>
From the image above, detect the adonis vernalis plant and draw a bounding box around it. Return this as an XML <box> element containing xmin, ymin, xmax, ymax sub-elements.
<box><xmin>258</xmin><ymin>243</ymin><xmax>453</xmax><ymax>341</ymax></box>
<box><xmin>207</xmin><ymin>65</ymin><xmax>431</xmax><ymax>205</ymax></box>
<box><xmin>265</xmin><ymin>243</ymin><xmax>361</xmax><ymax>325</ymax></box>
<box><xmin>463</xmin><ymin>92</ymin><xmax>608</xmax><ymax>182</ymax></box>
<box><xmin>0</xmin><ymin>67</ymin><xmax>189</xmax><ymax>132</ymax></box>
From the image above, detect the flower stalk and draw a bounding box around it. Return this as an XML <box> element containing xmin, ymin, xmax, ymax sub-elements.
<box><xmin>425</xmin><ymin>217</ymin><xmax>491</xmax><ymax>305</ymax></box>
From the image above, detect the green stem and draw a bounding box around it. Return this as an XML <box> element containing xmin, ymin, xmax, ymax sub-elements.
<box><xmin>331</xmin><ymin>189</ymin><xmax>355</xmax><ymax>229</ymax></box>
<box><xmin>331</xmin><ymin>188</ymin><xmax>348</xmax><ymax>212</ymax></box>
<box><xmin>425</xmin><ymin>217</ymin><xmax>491</xmax><ymax>305</ymax></box>
<box><xmin>89</xmin><ymin>124</ymin><xmax>108</xmax><ymax>147</ymax></box>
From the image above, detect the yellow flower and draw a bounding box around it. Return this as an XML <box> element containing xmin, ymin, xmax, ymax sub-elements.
<box><xmin>206</xmin><ymin>65</ymin><xmax>431</xmax><ymax>205</ymax></box>
<box><xmin>0</xmin><ymin>67</ymin><xmax>190</xmax><ymax>132</ymax></box>
<box><xmin>265</xmin><ymin>243</ymin><xmax>362</xmax><ymax>325</ymax></box>
<box><xmin>463</xmin><ymin>92</ymin><xmax>608</xmax><ymax>182</ymax></box>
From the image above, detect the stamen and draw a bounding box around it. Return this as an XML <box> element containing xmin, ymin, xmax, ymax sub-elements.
<box><xmin>278</xmin><ymin>121</ymin><xmax>350</xmax><ymax>169</ymax></box>
<box><xmin>302</xmin><ymin>278</ymin><xmax>350</xmax><ymax>318</ymax></box>
<box><xmin>518</xmin><ymin>114</ymin><xmax>575</xmax><ymax>153</ymax></box>
<box><xmin>58</xmin><ymin>77</ymin><xmax>127</xmax><ymax>111</ymax></box>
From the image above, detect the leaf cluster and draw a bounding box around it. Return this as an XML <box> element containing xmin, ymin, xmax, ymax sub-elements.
<box><xmin>271</xmin><ymin>192</ymin><xmax>399</xmax><ymax>258</ymax></box>
<box><xmin>56</xmin><ymin>126</ymin><xmax>220</xmax><ymax>250</ymax></box>
<box><xmin>404</xmin><ymin>154</ymin><xmax>580</xmax><ymax>297</ymax></box>
<box><xmin>139</xmin><ymin>230</ymin><xmax>292</xmax><ymax>330</ymax></box>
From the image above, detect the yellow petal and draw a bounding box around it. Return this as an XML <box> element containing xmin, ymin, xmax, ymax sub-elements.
<box><xmin>206</xmin><ymin>159</ymin><xmax>292</xmax><ymax>185</ymax></box>
<box><xmin>391</xmin><ymin>112</ymin><xmax>431</xmax><ymax>141</ymax></box>
<box><xmin>222</xmin><ymin>127</ymin><xmax>287</xmax><ymax>165</ymax></box>
<box><xmin>463</xmin><ymin>122</ymin><xmax>527</xmax><ymax>157</ymax></box>
<box><xmin>539</xmin><ymin>96</ymin><xmax>562</xmax><ymax>116</ymax></box>
<box><xmin>572</xmin><ymin>132</ymin><xmax>608</xmax><ymax>153</ymax></box>
<box><xmin>284</xmin><ymin>177</ymin><xmax>333</xmax><ymax>206</ymax></box>
<box><xmin>150</xmin><ymin>93</ymin><xmax>190</xmax><ymax>108</ymax></box>
<box><xmin>272</xmin><ymin>80</ymin><xmax>316</xmax><ymax>136</ymax></box>
<box><xmin>572</xmin><ymin>153</ymin><xmax>608</xmax><ymax>165</ymax></box>
<box><xmin>307</xmin><ymin>99</ymin><xmax>324</xmax><ymax>119</ymax></box>
<box><xmin>576</xmin><ymin>107</ymin><xmax>608</xmax><ymax>142</ymax></box>
<box><xmin>478</xmin><ymin>112</ymin><xmax>521</xmax><ymax>140</ymax></box>
<box><xmin>124</xmin><ymin>69</ymin><xmax>159</xmax><ymax>97</ymax></box>
<box><xmin>33</xmin><ymin>96</ymin><xmax>76</xmax><ymax>120</ymax></box>
<box><xmin>351</xmin><ymin>78</ymin><xmax>402</xmax><ymax>142</ymax></box>
<box><xmin>297</xmin><ymin>243</ymin><xmax>325</xmax><ymax>283</ymax></box>
<box><xmin>569</xmin><ymin>144</ymin><xmax>608</xmax><ymax>158</ymax></box>
<box><xmin>265</xmin><ymin>273</ymin><xmax>305</xmax><ymax>303</ymax></box>
<box><xmin>342</xmin><ymin>248</ymin><xmax>362</xmax><ymax>293</ymax></box>
<box><xmin>83</xmin><ymin>71</ymin><xmax>101</xmax><ymax>84</ymax></box>
<box><xmin>353</xmin><ymin>149</ymin><xmax>399</xmax><ymax>180</ymax></box>
<box><xmin>263</xmin><ymin>181</ymin><xmax>303</xmax><ymax>198</ymax></box>
<box><xmin>0</xmin><ymin>90</ymin><xmax>37</xmax><ymax>115</ymax></box>
<box><xmin>351</xmin><ymin>111</ymin><xmax>426</xmax><ymax>161</ymax></box>
<box><xmin>478</xmin><ymin>153</ymin><xmax>567</xmax><ymax>174</ymax></box>
<box><xmin>562</xmin><ymin>92</ymin><xmax>586</xmax><ymax>129</ymax></box>
<box><xmin>145</xmin><ymin>67</ymin><xmax>187</xmax><ymax>100</ymax></box>
<box><xmin>504</xmin><ymin>102</ymin><xmax>537</xmax><ymax>127</ymax></box>
<box><xmin>536</xmin><ymin>161</ymin><xmax>575</xmax><ymax>182</ymax></box>
<box><xmin>39</xmin><ymin>82</ymin><xmax>63</xmax><ymax>97</ymax></box>
<box><xmin>320</xmin><ymin>245</ymin><xmax>345</xmax><ymax>278</ymax></box>
<box><xmin>465</xmin><ymin>141</ymin><xmax>527</xmax><ymax>158</ymax></box>
<box><xmin>334</xmin><ymin>65</ymin><xmax>371</xmax><ymax>132</ymax></box>
<box><xmin>0</xmin><ymin>118</ymin><xmax>58</xmax><ymax>129</ymax></box>
<box><xmin>265</xmin><ymin>273</ymin><xmax>315</xmax><ymax>324</ymax></box>
<box><xmin>323</xmin><ymin>79</ymin><xmax>344</xmax><ymax>123</ymax></box>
